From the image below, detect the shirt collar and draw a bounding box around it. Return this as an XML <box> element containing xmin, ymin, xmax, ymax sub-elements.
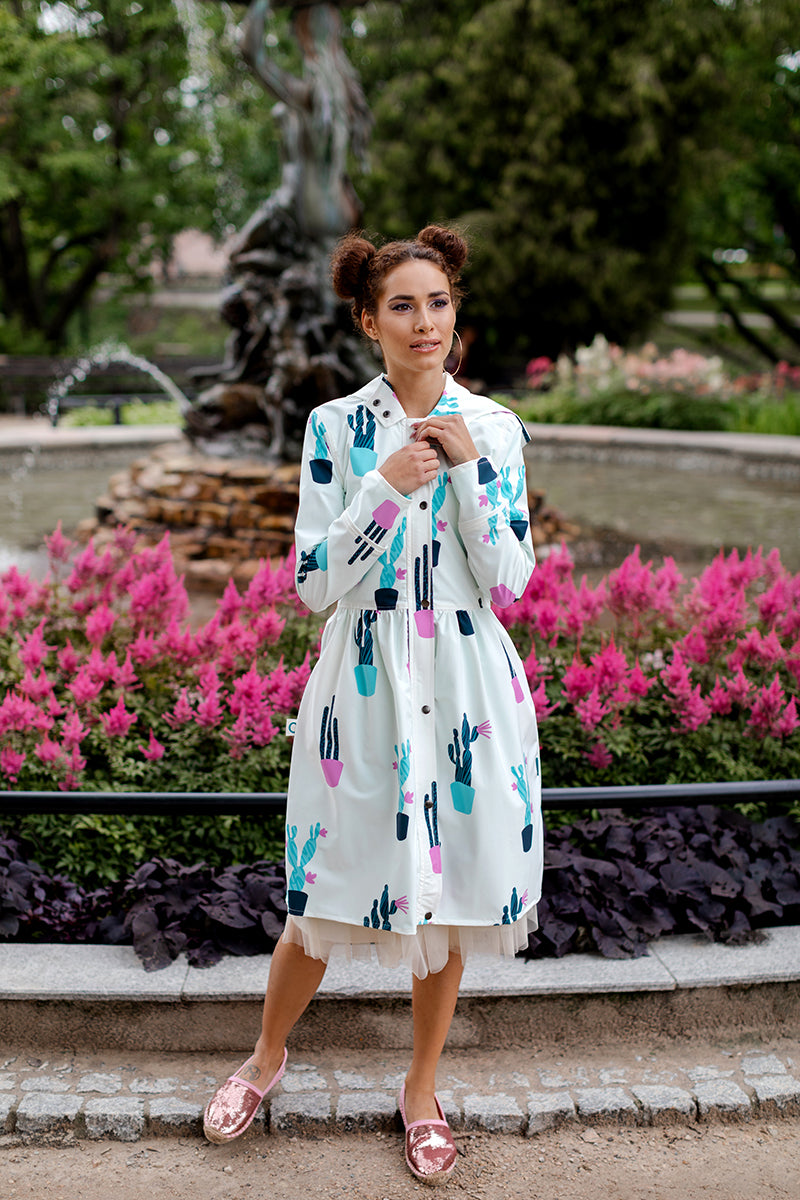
<box><xmin>358</xmin><ymin>373</ymin><xmax>465</xmax><ymax>427</ymax></box>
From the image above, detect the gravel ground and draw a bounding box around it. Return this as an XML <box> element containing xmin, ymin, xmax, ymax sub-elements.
<box><xmin>3</xmin><ymin>1119</ymin><xmax>800</xmax><ymax>1200</ymax></box>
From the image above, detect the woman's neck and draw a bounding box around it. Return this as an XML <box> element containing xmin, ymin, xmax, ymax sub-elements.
<box><xmin>384</xmin><ymin>368</ymin><xmax>446</xmax><ymax>419</ymax></box>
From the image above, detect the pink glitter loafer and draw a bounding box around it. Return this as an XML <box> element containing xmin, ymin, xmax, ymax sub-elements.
<box><xmin>398</xmin><ymin>1083</ymin><xmax>457</xmax><ymax>1184</ymax></box>
<box><xmin>203</xmin><ymin>1049</ymin><xmax>288</xmax><ymax>1144</ymax></box>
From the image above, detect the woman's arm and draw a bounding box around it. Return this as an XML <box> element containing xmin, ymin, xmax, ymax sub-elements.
<box><xmin>294</xmin><ymin>410</ymin><xmax>414</xmax><ymax>612</ymax></box>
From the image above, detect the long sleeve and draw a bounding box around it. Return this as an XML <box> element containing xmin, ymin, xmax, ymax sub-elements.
<box><xmin>294</xmin><ymin>408</ymin><xmax>411</xmax><ymax>612</ymax></box>
<box><xmin>447</xmin><ymin>413</ymin><xmax>536</xmax><ymax>607</ymax></box>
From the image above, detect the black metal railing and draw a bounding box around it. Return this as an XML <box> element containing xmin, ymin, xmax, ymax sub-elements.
<box><xmin>1</xmin><ymin>779</ymin><xmax>798</xmax><ymax>817</ymax></box>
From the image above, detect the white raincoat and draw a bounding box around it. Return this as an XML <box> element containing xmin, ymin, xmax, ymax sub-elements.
<box><xmin>283</xmin><ymin>374</ymin><xmax>543</xmax><ymax>976</ymax></box>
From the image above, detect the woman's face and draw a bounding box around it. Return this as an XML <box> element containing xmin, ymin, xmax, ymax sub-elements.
<box><xmin>362</xmin><ymin>259</ymin><xmax>455</xmax><ymax>383</ymax></box>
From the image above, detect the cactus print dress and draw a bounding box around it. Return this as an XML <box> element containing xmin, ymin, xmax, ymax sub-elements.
<box><xmin>283</xmin><ymin>374</ymin><xmax>543</xmax><ymax>978</ymax></box>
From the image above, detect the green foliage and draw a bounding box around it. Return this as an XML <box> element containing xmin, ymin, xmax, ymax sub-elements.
<box><xmin>356</xmin><ymin>0</ymin><xmax>732</xmax><ymax>372</ymax></box>
<box><xmin>13</xmin><ymin>811</ymin><xmax>285</xmax><ymax>886</ymax></box>
<box><xmin>62</xmin><ymin>400</ymin><xmax>181</xmax><ymax>428</ymax></box>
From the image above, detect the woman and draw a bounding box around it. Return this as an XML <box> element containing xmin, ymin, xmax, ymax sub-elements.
<box><xmin>203</xmin><ymin>225</ymin><xmax>543</xmax><ymax>1183</ymax></box>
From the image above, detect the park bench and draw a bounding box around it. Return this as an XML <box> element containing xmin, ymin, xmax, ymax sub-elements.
<box><xmin>0</xmin><ymin>354</ymin><xmax>217</xmax><ymax>424</ymax></box>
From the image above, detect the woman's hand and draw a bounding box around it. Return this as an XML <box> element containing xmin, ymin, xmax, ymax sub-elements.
<box><xmin>412</xmin><ymin>414</ymin><xmax>479</xmax><ymax>467</ymax></box>
<box><xmin>379</xmin><ymin>440</ymin><xmax>441</xmax><ymax>494</ymax></box>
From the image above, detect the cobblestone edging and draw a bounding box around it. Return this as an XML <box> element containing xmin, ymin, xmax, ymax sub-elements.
<box><xmin>1</xmin><ymin>1052</ymin><xmax>799</xmax><ymax>1146</ymax></box>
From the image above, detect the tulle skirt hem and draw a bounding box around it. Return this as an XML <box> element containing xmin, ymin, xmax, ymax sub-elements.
<box><xmin>282</xmin><ymin>910</ymin><xmax>538</xmax><ymax>980</ymax></box>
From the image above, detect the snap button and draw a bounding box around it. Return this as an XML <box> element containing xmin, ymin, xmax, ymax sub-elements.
<box><xmin>382</xmin><ymin>409</ymin><xmax>390</xmax><ymax>417</ymax></box>
<box><xmin>372</xmin><ymin>398</ymin><xmax>380</xmax><ymax>406</ymax></box>
<box><xmin>419</xmin><ymin>501</ymin><xmax>428</xmax><ymax>510</ymax></box>
<box><xmin>425</xmin><ymin>799</ymin><xmax>434</xmax><ymax>810</ymax></box>
<box><xmin>424</xmin><ymin>912</ymin><xmax>433</xmax><ymax>921</ymax></box>
<box><xmin>420</xmin><ymin>599</ymin><xmax>430</xmax><ymax>609</ymax></box>
<box><xmin>421</xmin><ymin>704</ymin><xmax>431</xmax><ymax>714</ymax></box>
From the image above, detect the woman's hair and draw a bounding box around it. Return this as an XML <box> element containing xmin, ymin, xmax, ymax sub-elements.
<box><xmin>331</xmin><ymin>225</ymin><xmax>468</xmax><ymax>327</ymax></box>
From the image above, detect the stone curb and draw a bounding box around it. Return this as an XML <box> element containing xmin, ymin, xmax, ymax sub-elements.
<box><xmin>1</xmin><ymin>1074</ymin><xmax>798</xmax><ymax>1146</ymax></box>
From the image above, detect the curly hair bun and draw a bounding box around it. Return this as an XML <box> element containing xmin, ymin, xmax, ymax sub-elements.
<box><xmin>330</xmin><ymin>235</ymin><xmax>376</xmax><ymax>302</ymax></box>
<box><xmin>418</xmin><ymin>225</ymin><xmax>468</xmax><ymax>273</ymax></box>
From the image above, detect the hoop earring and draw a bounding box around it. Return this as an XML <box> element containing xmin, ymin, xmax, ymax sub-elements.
<box><xmin>450</xmin><ymin>330</ymin><xmax>464</xmax><ymax>376</ymax></box>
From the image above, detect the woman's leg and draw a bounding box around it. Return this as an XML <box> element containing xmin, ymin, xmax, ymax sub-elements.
<box><xmin>403</xmin><ymin>950</ymin><xmax>464</xmax><ymax>1122</ymax></box>
<box><xmin>239</xmin><ymin>933</ymin><xmax>327</xmax><ymax>1088</ymax></box>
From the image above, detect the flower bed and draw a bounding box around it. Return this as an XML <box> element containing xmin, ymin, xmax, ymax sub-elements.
<box><xmin>515</xmin><ymin>335</ymin><xmax>800</xmax><ymax>434</ymax></box>
<box><xmin>1</xmin><ymin>525</ymin><xmax>799</xmax><ymax>881</ymax></box>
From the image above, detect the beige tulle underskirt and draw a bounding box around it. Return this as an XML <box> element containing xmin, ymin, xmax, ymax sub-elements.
<box><xmin>282</xmin><ymin>910</ymin><xmax>538</xmax><ymax>980</ymax></box>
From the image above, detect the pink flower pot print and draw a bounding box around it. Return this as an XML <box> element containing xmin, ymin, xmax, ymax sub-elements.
<box><xmin>372</xmin><ymin>499</ymin><xmax>400</xmax><ymax>528</ymax></box>
<box><xmin>321</xmin><ymin>758</ymin><xmax>343</xmax><ymax>787</ymax></box>
<box><xmin>429</xmin><ymin>844</ymin><xmax>442</xmax><ymax>874</ymax></box>
<box><xmin>512</xmin><ymin>676</ymin><xmax>525</xmax><ymax>704</ymax></box>
<box><xmin>414</xmin><ymin>609</ymin><xmax>435</xmax><ymax>638</ymax></box>
<box><xmin>491</xmin><ymin>584</ymin><xmax>516</xmax><ymax>608</ymax></box>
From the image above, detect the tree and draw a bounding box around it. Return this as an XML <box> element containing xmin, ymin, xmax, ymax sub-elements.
<box><xmin>353</xmin><ymin>0</ymin><xmax>734</xmax><ymax>374</ymax></box>
<box><xmin>687</xmin><ymin>4</ymin><xmax>800</xmax><ymax>364</ymax></box>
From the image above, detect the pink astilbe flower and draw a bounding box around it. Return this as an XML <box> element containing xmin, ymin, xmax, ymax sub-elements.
<box><xmin>531</xmin><ymin>599</ymin><xmax>561</xmax><ymax>644</ymax></box>
<box><xmin>707</xmin><ymin>676</ymin><xmax>733</xmax><ymax>716</ymax></box>
<box><xmin>585</xmin><ymin>740</ymin><xmax>613</xmax><ymax>769</ymax></box>
<box><xmin>44</xmin><ymin>521</ymin><xmax>75</xmax><ymax>564</ymax></box>
<box><xmin>652</xmin><ymin>556</ymin><xmax>685</xmax><ymax>614</ymax></box>
<box><xmin>19</xmin><ymin>669</ymin><xmax>54</xmax><ymax>704</ymax></box>
<box><xmin>99</xmin><ymin>697</ymin><xmax>137</xmax><ymax>738</ymax></box>
<box><xmin>18</xmin><ymin>619</ymin><xmax>55</xmax><ymax>671</ymax></box>
<box><xmin>129</xmin><ymin>630</ymin><xmax>159</xmax><ymax>664</ymax></box>
<box><xmin>217</xmin><ymin>578</ymin><xmax>243</xmax><ymax>622</ymax></box>
<box><xmin>757</xmin><ymin>576</ymin><xmax>790</xmax><ymax>626</ymax></box>
<box><xmin>34</xmin><ymin>737</ymin><xmax>63</xmax><ymax>765</ymax></box>
<box><xmin>164</xmin><ymin>688</ymin><xmax>194</xmax><ymax>728</ymax></box>
<box><xmin>675</xmin><ymin>685</ymin><xmax>711</xmax><ymax>733</ymax></box>
<box><xmin>57</xmin><ymin>640</ymin><xmax>82</xmax><ymax>676</ymax></box>
<box><xmin>61</xmin><ymin>709</ymin><xmax>89</xmax><ymax>749</ymax></box>
<box><xmin>112</xmin><ymin>650</ymin><xmax>139</xmax><ymax>689</ymax></box>
<box><xmin>196</xmin><ymin>663</ymin><xmax>222</xmax><ymax>695</ymax></box>
<box><xmin>747</xmin><ymin>674</ymin><xmax>788</xmax><ymax>737</ymax></box>
<box><xmin>243</xmin><ymin>557</ymin><xmax>284</xmax><ymax>610</ymax></box>
<box><xmin>0</xmin><ymin>747</ymin><xmax>26</xmax><ymax>783</ymax></box>
<box><xmin>660</xmin><ymin>647</ymin><xmax>692</xmax><ymax>700</ymax></box>
<box><xmin>265</xmin><ymin>660</ymin><xmax>295</xmax><ymax>712</ymax></box>
<box><xmin>725</xmin><ymin>667</ymin><xmax>753</xmax><ymax>707</ymax></box>
<box><xmin>60</xmin><ymin>744</ymin><xmax>87</xmax><ymax>791</ymax></box>
<box><xmin>195</xmin><ymin>690</ymin><xmax>225</xmax><ymax>728</ymax></box>
<box><xmin>606</xmin><ymin>546</ymin><xmax>656</xmax><ymax>621</ymax></box>
<box><xmin>0</xmin><ymin>691</ymin><xmax>50</xmax><ymax>735</ymax></box>
<box><xmin>85</xmin><ymin>603</ymin><xmax>116</xmax><ymax>645</ymax></box>
<box><xmin>591</xmin><ymin>639</ymin><xmax>629</xmax><ymax>694</ymax></box>
<box><xmin>286</xmin><ymin>652</ymin><xmax>312</xmax><ymax>708</ymax></box>
<box><xmin>562</xmin><ymin>656</ymin><xmax>595</xmax><ymax>703</ymax></box>
<box><xmin>66</xmin><ymin>539</ymin><xmax>114</xmax><ymax>593</ymax></box>
<box><xmin>250</xmin><ymin>609</ymin><xmax>287</xmax><ymax>645</ymax></box>
<box><xmin>529</xmin><ymin>680</ymin><xmax>559</xmax><ymax>721</ymax></box>
<box><xmin>575</xmin><ymin>687</ymin><xmax>610</xmax><ymax>732</ymax></box>
<box><xmin>627</xmin><ymin>660</ymin><xmax>652</xmax><ymax>698</ymax></box>
<box><xmin>140</xmin><ymin>729</ymin><xmax>166</xmax><ymax>761</ymax></box>
<box><xmin>86</xmin><ymin>647</ymin><xmax>116</xmax><ymax>685</ymax></box>
<box><xmin>775</xmin><ymin>697</ymin><xmax>799</xmax><ymax>738</ymax></box>
<box><xmin>679</xmin><ymin>627</ymin><xmax>709</xmax><ymax>664</ymax></box>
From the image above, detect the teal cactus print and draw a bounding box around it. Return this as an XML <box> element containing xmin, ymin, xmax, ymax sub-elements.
<box><xmin>347</xmin><ymin>403</ymin><xmax>376</xmax><ymax>448</ymax></box>
<box><xmin>500</xmin><ymin>465</ymin><xmax>528</xmax><ymax>539</ymax></box>
<box><xmin>297</xmin><ymin>541</ymin><xmax>328</xmax><ymax>584</ymax></box>
<box><xmin>434</xmin><ymin>393</ymin><xmax>460</xmax><ymax>413</ymax></box>
<box><xmin>363</xmin><ymin>884</ymin><xmax>409</xmax><ymax>931</ymax></box>
<box><xmin>348</xmin><ymin>405</ymin><xmax>377</xmax><ymax>475</ymax></box>
<box><xmin>482</xmin><ymin>513</ymin><xmax>501</xmax><ymax>545</ymax></box>
<box><xmin>449</xmin><ymin>713</ymin><xmax>491</xmax><ymax>814</ymax></box>
<box><xmin>378</xmin><ymin>518</ymin><xmax>406</xmax><ymax>589</ymax></box>
<box><xmin>424</xmin><ymin>781</ymin><xmax>442</xmax><ymax>874</ymax></box>
<box><xmin>512</xmin><ymin>762</ymin><xmax>534</xmax><ymax>851</ymax></box>
<box><xmin>353</xmin><ymin>610</ymin><xmax>378</xmax><ymax>696</ymax></box>
<box><xmin>413</xmin><ymin>545</ymin><xmax>434</xmax><ymax>636</ymax></box>
<box><xmin>501</xmin><ymin>886</ymin><xmax>529</xmax><ymax>925</ymax></box>
<box><xmin>286</xmin><ymin>821</ymin><xmax>325</xmax><ymax>914</ymax></box>
<box><xmin>309</xmin><ymin>413</ymin><xmax>333</xmax><ymax>483</ymax></box>
<box><xmin>310</xmin><ymin>412</ymin><xmax>329</xmax><ymax>460</ymax></box>
<box><xmin>448</xmin><ymin>713</ymin><xmax>480</xmax><ymax>786</ymax></box>
<box><xmin>394</xmin><ymin>739</ymin><xmax>413</xmax><ymax>840</ymax></box>
<box><xmin>430</xmin><ymin>472</ymin><xmax>449</xmax><ymax>566</ymax></box>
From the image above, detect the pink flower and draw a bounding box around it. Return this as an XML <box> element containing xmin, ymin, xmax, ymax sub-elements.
<box><xmin>627</xmin><ymin>660</ymin><xmax>652</xmax><ymax>698</ymax></box>
<box><xmin>85</xmin><ymin>603</ymin><xmax>116</xmax><ymax>645</ymax></box>
<box><xmin>18</xmin><ymin>619</ymin><xmax>54</xmax><ymax>671</ymax></box>
<box><xmin>164</xmin><ymin>688</ymin><xmax>194</xmax><ymax>728</ymax></box>
<box><xmin>129</xmin><ymin>630</ymin><xmax>158</xmax><ymax>664</ymax></box>
<box><xmin>217</xmin><ymin>579</ymin><xmax>243</xmax><ymax>622</ymax></box>
<box><xmin>585</xmin><ymin>740</ymin><xmax>613</xmax><ymax>769</ymax></box>
<box><xmin>34</xmin><ymin>737</ymin><xmax>63</xmax><ymax>765</ymax></box>
<box><xmin>19</xmin><ymin>669</ymin><xmax>54</xmax><ymax>704</ymax></box>
<box><xmin>591</xmin><ymin>639</ymin><xmax>628</xmax><ymax>694</ymax></box>
<box><xmin>112</xmin><ymin>650</ymin><xmax>139</xmax><ymax>689</ymax></box>
<box><xmin>305</xmin><ymin>871</ymin><xmax>317</xmax><ymax>885</ymax></box>
<box><xmin>0</xmin><ymin>747</ymin><xmax>26</xmax><ymax>783</ymax></box>
<box><xmin>44</xmin><ymin>521</ymin><xmax>75</xmax><ymax>564</ymax></box>
<box><xmin>707</xmin><ymin>677</ymin><xmax>732</xmax><ymax>715</ymax></box>
<box><xmin>140</xmin><ymin>729</ymin><xmax>165</xmax><ymax>761</ymax></box>
<box><xmin>251</xmin><ymin>610</ymin><xmax>287</xmax><ymax>645</ymax></box>
<box><xmin>68</xmin><ymin>667</ymin><xmax>103</xmax><ymax>706</ymax></box>
<box><xmin>562</xmin><ymin>656</ymin><xmax>595</xmax><ymax>703</ymax></box>
<box><xmin>476</xmin><ymin>720</ymin><xmax>492</xmax><ymax>738</ymax></box>
<box><xmin>675</xmin><ymin>685</ymin><xmax>711</xmax><ymax>733</ymax></box>
<box><xmin>747</xmin><ymin>675</ymin><xmax>787</xmax><ymax>737</ymax></box>
<box><xmin>57</xmin><ymin>640</ymin><xmax>82</xmax><ymax>676</ymax></box>
<box><xmin>61</xmin><ymin>709</ymin><xmax>89</xmax><ymax>749</ymax></box>
<box><xmin>529</xmin><ymin>680</ymin><xmax>559</xmax><ymax>721</ymax></box>
<box><xmin>196</xmin><ymin>691</ymin><xmax>224</xmax><ymax>728</ymax></box>
<box><xmin>99</xmin><ymin>697</ymin><xmax>137</xmax><ymax>738</ymax></box>
<box><xmin>725</xmin><ymin>667</ymin><xmax>752</xmax><ymax>707</ymax></box>
<box><xmin>680</xmin><ymin>627</ymin><xmax>709</xmax><ymax>664</ymax></box>
<box><xmin>86</xmin><ymin>647</ymin><xmax>116</xmax><ymax>685</ymax></box>
<box><xmin>575</xmin><ymin>687</ymin><xmax>610</xmax><ymax>732</ymax></box>
<box><xmin>660</xmin><ymin>647</ymin><xmax>692</xmax><ymax>700</ymax></box>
